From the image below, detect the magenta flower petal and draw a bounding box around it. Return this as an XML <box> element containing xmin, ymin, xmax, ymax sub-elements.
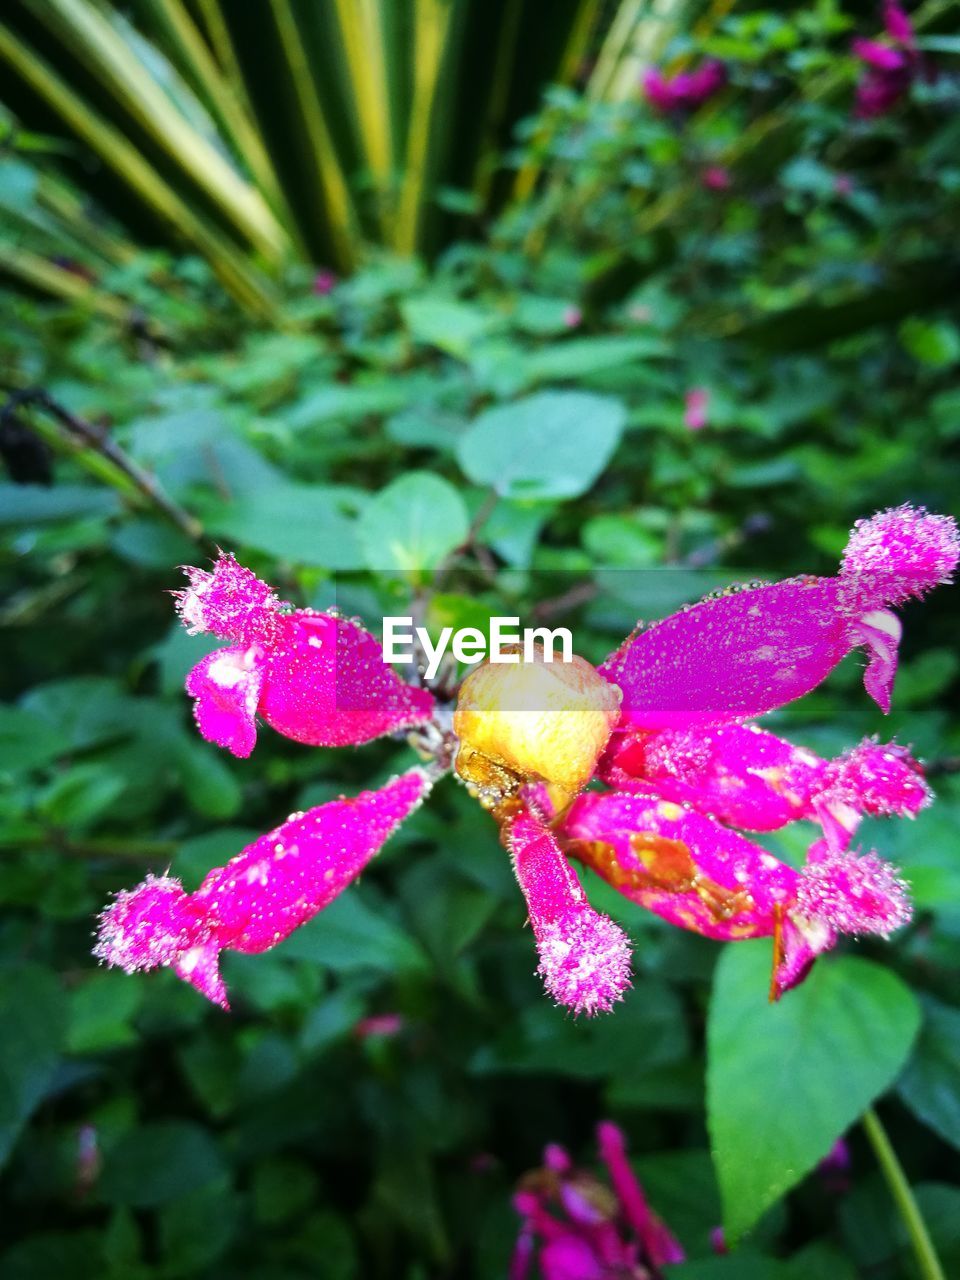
<box><xmin>852</xmin><ymin>37</ymin><xmax>908</xmax><ymax>70</ymax></box>
<box><xmin>562</xmin><ymin>790</ymin><xmax>799</xmax><ymax>943</ymax></box>
<box><xmin>502</xmin><ymin>804</ymin><xmax>632</xmax><ymax>1015</ymax></box>
<box><xmin>509</xmin><ymin>1229</ymin><xmax>535</xmax><ymax>1280</ymax></box>
<box><xmin>175</xmin><ymin>552</ymin><xmax>280</xmax><ymax>646</ymax></box>
<box><xmin>177</xmin><ymin>553</ymin><xmax>435</xmax><ymax>754</ymax></box>
<box><xmin>850</xmin><ymin>609</ymin><xmax>902</xmax><ymax>713</ymax></box>
<box><xmin>684</xmin><ymin>386</ymin><xmax>710</xmax><ymax>430</ymax></box>
<box><xmin>561</xmin><ymin>790</ymin><xmax>912</xmax><ymax>995</ymax></box>
<box><xmin>257</xmin><ymin>611</ymin><xmax>435</xmax><ymax>747</ymax></box>
<box><xmin>840</xmin><ymin>505</ymin><xmax>960</xmax><ymax>609</ymax></box>
<box><xmin>185</xmin><ymin>647</ymin><xmax>264</xmax><ymax>758</ymax></box>
<box><xmin>642</xmin><ymin>68</ymin><xmax>678</xmax><ymax>112</ymax></box>
<box><xmin>540</xmin><ymin>1237</ymin><xmax>605</xmax><ymax>1280</ymax></box>
<box><xmin>596</xmin><ymin>1122</ymin><xmax>685</xmax><ymax>1267</ymax></box>
<box><xmin>599</xmin><ymin>723</ymin><xmax>829</xmax><ymax>831</ymax></box>
<box><xmin>95</xmin><ymin>768</ymin><xmax>432</xmax><ymax>1008</ymax></box>
<box><xmin>599</xmin><ymin>725</ymin><xmax>929</xmax><ymax>848</ymax></box>
<box><xmin>820</xmin><ymin>738</ymin><xmax>931</xmax><ymax>819</ymax></box>
<box><xmin>884</xmin><ymin>0</ymin><xmax>915</xmax><ymax>46</ymax></box>
<box><xmin>797</xmin><ymin>847</ymin><xmax>912</xmax><ymax>936</ymax></box>
<box><xmin>600</xmin><ymin>506</ymin><xmax>957</xmax><ymax>728</ymax></box>
<box><xmin>599</xmin><ymin>576</ymin><xmax>852</xmax><ymax>729</ymax></box>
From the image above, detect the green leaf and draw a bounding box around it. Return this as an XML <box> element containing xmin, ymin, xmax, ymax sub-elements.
<box><xmin>99</xmin><ymin>1121</ymin><xmax>227</xmax><ymax>1207</ymax></box>
<box><xmin>285</xmin><ymin>381</ymin><xmax>414</xmax><ymax>429</ymax></box>
<box><xmin>401</xmin><ymin>297</ymin><xmax>499</xmax><ymax>359</ymax></box>
<box><xmin>158</xmin><ymin>1180</ymin><xmax>240</xmax><ymax>1273</ymax></box>
<box><xmin>518</xmin><ymin>335</ymin><xmax>668</xmax><ymax>385</ymax></box>
<box><xmin>36</xmin><ymin>763</ymin><xmax>126</xmax><ymax>828</ymax></box>
<box><xmin>0</xmin><ymin>485</ymin><xmax>120</xmax><ymax>526</ymax></box>
<box><xmin>277</xmin><ymin>889</ymin><xmax>430</xmax><ymax>977</ymax></box>
<box><xmin>900</xmin><ymin>317</ymin><xmax>960</xmax><ymax>368</ymax></box>
<box><xmin>358</xmin><ymin>471</ymin><xmax>469</xmax><ymax>576</ymax></box>
<box><xmin>898</xmin><ymin>996</ymin><xmax>960</xmax><ymax>1152</ymax></box>
<box><xmin>707</xmin><ymin>945</ymin><xmax>920</xmax><ymax>1241</ymax></box>
<box><xmin>0</xmin><ymin>965</ymin><xmax>67</xmax><ymax>1169</ymax></box>
<box><xmin>202</xmin><ymin>483</ymin><xmax>364</xmax><ymax>569</ymax></box>
<box><xmin>473</xmin><ymin>977</ymin><xmax>688</xmax><ymax>1078</ymax></box>
<box><xmin>582</xmin><ymin>514</ymin><xmax>661</xmax><ymax>566</ymax></box>
<box><xmin>0</xmin><ymin>706</ymin><xmax>63</xmax><ymax>773</ymax></box>
<box><xmin>457</xmin><ymin>391</ymin><xmax>626</xmax><ymax>500</ymax></box>
<box><xmin>171</xmin><ymin>738</ymin><xmax>242</xmax><ymax>820</ymax></box>
<box><xmin>67</xmin><ymin>971</ymin><xmax>143</xmax><ymax>1055</ymax></box>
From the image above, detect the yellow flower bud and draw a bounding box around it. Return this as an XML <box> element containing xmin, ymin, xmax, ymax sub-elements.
<box><xmin>453</xmin><ymin>645</ymin><xmax>621</xmax><ymax>805</ymax></box>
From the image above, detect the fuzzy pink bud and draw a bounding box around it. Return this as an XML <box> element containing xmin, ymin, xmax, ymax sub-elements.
<box><xmin>841</xmin><ymin>505</ymin><xmax>959</xmax><ymax>609</ymax></box>
<box><xmin>175</xmin><ymin>553</ymin><xmax>280</xmax><ymax>646</ymax></box>
<box><xmin>503</xmin><ymin>805</ymin><xmax>631</xmax><ymax>1015</ymax></box>
<box><xmin>797</xmin><ymin>848</ymin><xmax>912</xmax><ymax>936</ymax></box>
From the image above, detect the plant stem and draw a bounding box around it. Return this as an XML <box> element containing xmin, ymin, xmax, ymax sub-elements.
<box><xmin>862</xmin><ymin>1107</ymin><xmax>946</xmax><ymax>1280</ymax></box>
<box><xmin>2</xmin><ymin>388</ymin><xmax>209</xmax><ymax>547</ymax></box>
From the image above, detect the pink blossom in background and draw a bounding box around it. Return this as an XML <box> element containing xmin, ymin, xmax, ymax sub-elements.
<box><xmin>683</xmin><ymin>386</ymin><xmax>709</xmax><ymax>430</ymax></box>
<box><xmin>510</xmin><ymin>1122</ymin><xmax>684</xmax><ymax>1279</ymax></box>
<box><xmin>313</xmin><ymin>268</ymin><xmax>337</xmax><ymax>295</ymax></box>
<box><xmin>562</xmin><ymin>305</ymin><xmax>583</xmax><ymax>329</ymax></box>
<box><xmin>95</xmin><ymin>505</ymin><xmax>957</xmax><ymax>1011</ymax></box>
<box><xmin>702</xmin><ymin>165</ymin><xmax>732</xmax><ymax>191</ymax></box>
<box><xmin>852</xmin><ymin>2</ymin><xmax>921</xmax><ymax>117</ymax></box>
<box><xmin>354</xmin><ymin>1012</ymin><xmax>405</xmax><ymax>1039</ymax></box>
<box><xmin>817</xmin><ymin>1137</ymin><xmax>853</xmax><ymax>1194</ymax></box>
<box><xmin>643</xmin><ymin>59</ymin><xmax>727</xmax><ymax>114</ymax></box>
<box><xmin>834</xmin><ymin>173</ymin><xmax>855</xmax><ymax>197</ymax></box>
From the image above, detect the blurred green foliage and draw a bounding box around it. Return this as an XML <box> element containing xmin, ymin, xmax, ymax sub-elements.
<box><xmin>1</xmin><ymin>1</ymin><xmax>960</xmax><ymax>1277</ymax></box>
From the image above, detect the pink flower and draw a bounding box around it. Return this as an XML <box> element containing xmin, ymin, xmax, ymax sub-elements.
<box><xmin>95</xmin><ymin>505</ymin><xmax>956</xmax><ymax>1011</ymax></box>
<box><xmin>683</xmin><ymin>387</ymin><xmax>710</xmax><ymax>430</ymax></box>
<box><xmin>557</xmin><ymin>505</ymin><xmax>956</xmax><ymax>996</ymax></box>
<box><xmin>702</xmin><ymin>165</ymin><xmax>732</xmax><ymax>191</ymax></box>
<box><xmin>818</xmin><ymin>1137</ymin><xmax>852</xmax><ymax>1193</ymax></box>
<box><xmin>563</xmin><ymin>305</ymin><xmax>583</xmax><ymax>329</ymax></box>
<box><xmin>643</xmin><ymin>60</ymin><xmax>726</xmax><ymax>114</ymax></box>
<box><xmin>852</xmin><ymin>3</ymin><xmax>921</xmax><ymax>117</ymax></box>
<box><xmin>176</xmin><ymin>553</ymin><xmax>434</xmax><ymax>757</ymax></box>
<box><xmin>354</xmin><ymin>1012</ymin><xmax>405</xmax><ymax>1039</ymax></box>
<box><xmin>834</xmin><ymin>173</ymin><xmax>855</xmax><ymax>197</ymax></box>
<box><xmin>313</xmin><ymin>269</ymin><xmax>337</xmax><ymax>295</ymax></box>
<box><xmin>511</xmin><ymin>1122</ymin><xmax>684</xmax><ymax>1279</ymax></box>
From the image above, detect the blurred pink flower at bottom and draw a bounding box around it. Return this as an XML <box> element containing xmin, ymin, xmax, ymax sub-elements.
<box><xmin>684</xmin><ymin>387</ymin><xmax>710</xmax><ymax>430</ymax></box>
<box><xmin>510</xmin><ymin>1122</ymin><xmax>684</xmax><ymax>1278</ymax></box>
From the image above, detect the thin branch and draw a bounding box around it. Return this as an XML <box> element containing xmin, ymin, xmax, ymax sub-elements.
<box><xmin>0</xmin><ymin>831</ymin><xmax>177</xmax><ymax>861</ymax></box>
<box><xmin>1</xmin><ymin>388</ymin><xmax>208</xmax><ymax>546</ymax></box>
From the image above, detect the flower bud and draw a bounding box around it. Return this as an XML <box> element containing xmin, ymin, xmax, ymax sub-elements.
<box><xmin>453</xmin><ymin>646</ymin><xmax>621</xmax><ymax>803</ymax></box>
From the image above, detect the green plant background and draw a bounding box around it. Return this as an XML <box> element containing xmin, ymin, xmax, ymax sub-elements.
<box><xmin>1</xmin><ymin>2</ymin><xmax>960</xmax><ymax>1278</ymax></box>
